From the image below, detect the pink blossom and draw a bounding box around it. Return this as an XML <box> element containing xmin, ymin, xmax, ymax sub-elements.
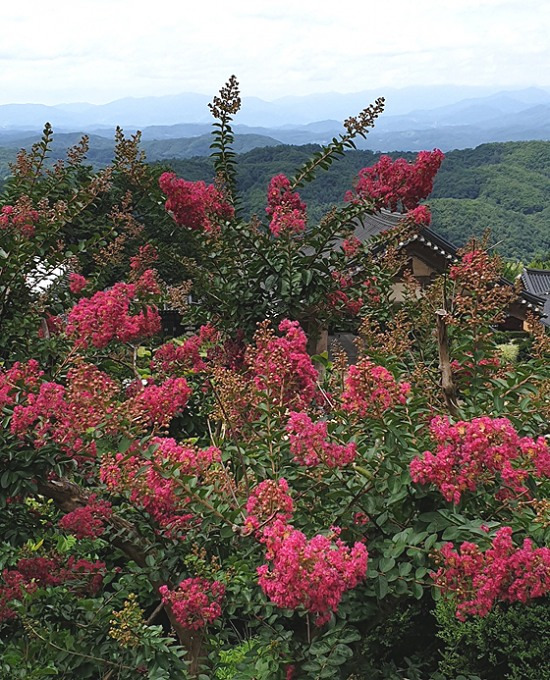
<box><xmin>59</xmin><ymin>496</ymin><xmax>112</xmax><ymax>539</ymax></box>
<box><xmin>130</xmin><ymin>244</ymin><xmax>159</xmax><ymax>273</ymax></box>
<box><xmin>68</xmin><ymin>273</ymin><xmax>89</xmax><ymax>294</ymax></box>
<box><xmin>341</xmin><ymin>236</ymin><xmax>362</xmax><ymax>257</ymax></box>
<box><xmin>66</xmin><ymin>276</ymin><xmax>161</xmax><ymax>349</ymax></box>
<box><xmin>328</xmin><ymin>290</ymin><xmax>363</xmax><ymax>316</ymax></box>
<box><xmin>0</xmin><ymin>556</ymin><xmax>106</xmax><ymax>621</ymax></box>
<box><xmin>245</xmin><ymin>479</ymin><xmax>294</xmax><ymax>533</ymax></box>
<box><xmin>159</xmin><ymin>578</ymin><xmax>225</xmax><ymax>629</ymax></box>
<box><xmin>159</xmin><ymin>172</ymin><xmax>234</xmax><ymax>234</ymax></box>
<box><xmin>434</xmin><ymin>527</ymin><xmax>550</xmax><ymax>619</ymax></box>
<box><xmin>257</xmin><ymin>520</ymin><xmax>368</xmax><ymax>625</ymax></box>
<box><xmin>0</xmin><ymin>203</ymin><xmax>39</xmax><ymax>237</ymax></box>
<box><xmin>127</xmin><ymin>377</ymin><xmax>191</xmax><ymax>428</ymax></box>
<box><xmin>0</xmin><ymin>360</ymin><xmax>43</xmax><ymax>410</ymax></box>
<box><xmin>345</xmin><ymin>150</ymin><xmax>444</xmax><ymax>212</ymax></box>
<box><xmin>407</xmin><ymin>205</ymin><xmax>432</xmax><ymax>225</ymax></box>
<box><xmin>449</xmin><ymin>249</ymin><xmax>500</xmax><ymax>282</ymax></box>
<box><xmin>246</xmin><ymin>320</ymin><xmax>318</xmax><ymax>412</ymax></box>
<box><xmin>153</xmin><ymin>324</ymin><xmax>219</xmax><ymax>375</ymax></box>
<box><xmin>410</xmin><ymin>416</ymin><xmax>550</xmax><ymax>503</ymax></box>
<box><xmin>100</xmin><ymin>437</ymin><xmax>220</xmax><ymax>533</ymax></box>
<box><xmin>266</xmin><ymin>174</ymin><xmax>307</xmax><ymax>237</ymax></box>
<box><xmin>135</xmin><ymin>268</ymin><xmax>161</xmax><ymax>296</ymax></box>
<box><xmin>341</xmin><ymin>358</ymin><xmax>410</xmax><ymax>418</ymax></box>
<box><xmin>9</xmin><ymin>362</ymin><xmax>119</xmax><ymax>460</ymax></box>
<box><xmin>286</xmin><ymin>411</ymin><xmax>357</xmax><ymax>467</ymax></box>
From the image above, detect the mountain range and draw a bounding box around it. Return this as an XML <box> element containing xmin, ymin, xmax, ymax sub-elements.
<box><xmin>2</xmin><ymin>86</ymin><xmax>550</xmax><ymax>159</ymax></box>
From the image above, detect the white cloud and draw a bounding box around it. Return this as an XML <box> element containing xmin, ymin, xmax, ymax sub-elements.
<box><xmin>0</xmin><ymin>0</ymin><xmax>549</xmax><ymax>104</ymax></box>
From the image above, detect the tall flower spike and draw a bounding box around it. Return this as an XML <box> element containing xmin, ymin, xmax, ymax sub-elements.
<box><xmin>208</xmin><ymin>76</ymin><xmax>241</xmax><ymax>202</ymax></box>
<box><xmin>208</xmin><ymin>75</ymin><xmax>241</xmax><ymax>119</ymax></box>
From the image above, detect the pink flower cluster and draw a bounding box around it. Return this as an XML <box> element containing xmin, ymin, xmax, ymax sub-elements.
<box><xmin>9</xmin><ymin>362</ymin><xmax>119</xmax><ymax>459</ymax></box>
<box><xmin>409</xmin><ymin>416</ymin><xmax>550</xmax><ymax>504</ymax></box>
<box><xmin>159</xmin><ymin>578</ymin><xmax>225</xmax><ymax>629</ymax></box>
<box><xmin>341</xmin><ymin>358</ymin><xmax>410</xmax><ymax>418</ymax></box>
<box><xmin>159</xmin><ymin>172</ymin><xmax>234</xmax><ymax>234</ymax></box>
<box><xmin>286</xmin><ymin>411</ymin><xmax>357</xmax><ymax>467</ymax></box>
<box><xmin>245</xmin><ymin>478</ymin><xmax>294</xmax><ymax>533</ymax></box>
<box><xmin>68</xmin><ymin>273</ymin><xmax>89</xmax><ymax>295</ymax></box>
<box><xmin>0</xmin><ymin>359</ymin><xmax>44</xmax><ymax>411</ymax></box>
<box><xmin>4</xmin><ymin>359</ymin><xmax>194</xmax><ymax>461</ymax></box>
<box><xmin>257</xmin><ymin>520</ymin><xmax>368</xmax><ymax>625</ymax></box>
<box><xmin>135</xmin><ymin>268</ymin><xmax>161</xmax><ymax>296</ymax></box>
<box><xmin>100</xmin><ymin>437</ymin><xmax>220</xmax><ymax>533</ymax></box>
<box><xmin>434</xmin><ymin>526</ymin><xmax>550</xmax><ymax>620</ymax></box>
<box><xmin>0</xmin><ymin>204</ymin><xmax>39</xmax><ymax>238</ymax></box>
<box><xmin>345</xmin><ymin>150</ymin><xmax>444</xmax><ymax>211</ymax></box>
<box><xmin>331</xmin><ymin>271</ymin><xmax>353</xmax><ymax>290</ymax></box>
<box><xmin>362</xmin><ymin>276</ymin><xmax>382</xmax><ymax>304</ymax></box>
<box><xmin>406</xmin><ymin>205</ymin><xmax>432</xmax><ymax>226</ymax></box>
<box><xmin>153</xmin><ymin>324</ymin><xmax>219</xmax><ymax>376</ymax></box>
<box><xmin>341</xmin><ymin>236</ymin><xmax>362</xmax><ymax>258</ymax></box>
<box><xmin>127</xmin><ymin>377</ymin><xmax>191</xmax><ymax>429</ymax></box>
<box><xmin>327</xmin><ymin>271</ymin><xmax>382</xmax><ymax>315</ymax></box>
<box><xmin>66</xmin><ymin>273</ymin><xmax>161</xmax><ymax>348</ymax></box>
<box><xmin>246</xmin><ymin>320</ymin><xmax>318</xmax><ymax>412</ymax></box>
<box><xmin>328</xmin><ymin>290</ymin><xmax>363</xmax><ymax>316</ymax></box>
<box><xmin>0</xmin><ymin>556</ymin><xmax>106</xmax><ymax>621</ymax></box>
<box><xmin>58</xmin><ymin>495</ymin><xmax>113</xmax><ymax>539</ymax></box>
<box><xmin>266</xmin><ymin>174</ymin><xmax>307</xmax><ymax>237</ymax></box>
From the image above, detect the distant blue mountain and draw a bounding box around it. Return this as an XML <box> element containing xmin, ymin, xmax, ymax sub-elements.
<box><xmin>2</xmin><ymin>85</ymin><xmax>550</xmax><ymax>154</ymax></box>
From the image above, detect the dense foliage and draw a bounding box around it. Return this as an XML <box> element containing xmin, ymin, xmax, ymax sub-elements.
<box><xmin>3</xmin><ymin>132</ymin><xmax>550</xmax><ymax>262</ymax></box>
<box><xmin>1</xmin><ymin>79</ymin><xmax>549</xmax><ymax>680</ymax></box>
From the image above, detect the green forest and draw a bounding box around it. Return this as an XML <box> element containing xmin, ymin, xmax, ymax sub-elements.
<box><xmin>1</xmin><ymin>138</ymin><xmax>550</xmax><ymax>261</ymax></box>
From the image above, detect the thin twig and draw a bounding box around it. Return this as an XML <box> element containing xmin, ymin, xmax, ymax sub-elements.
<box><xmin>24</xmin><ymin>619</ymin><xmax>135</xmax><ymax>672</ymax></box>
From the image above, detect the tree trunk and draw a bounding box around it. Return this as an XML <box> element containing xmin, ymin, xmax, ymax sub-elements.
<box><xmin>435</xmin><ymin>309</ymin><xmax>459</xmax><ymax>417</ymax></box>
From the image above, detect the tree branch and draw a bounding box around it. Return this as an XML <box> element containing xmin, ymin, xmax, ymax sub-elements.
<box><xmin>35</xmin><ymin>477</ymin><xmax>196</xmax><ymax>665</ymax></box>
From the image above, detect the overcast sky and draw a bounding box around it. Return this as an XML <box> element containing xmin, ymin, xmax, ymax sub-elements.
<box><xmin>1</xmin><ymin>0</ymin><xmax>549</xmax><ymax>105</ymax></box>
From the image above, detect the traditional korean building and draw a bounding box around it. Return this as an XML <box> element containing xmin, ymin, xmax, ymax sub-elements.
<box><xmin>330</xmin><ymin>210</ymin><xmax>547</xmax><ymax>357</ymax></box>
<box><xmin>353</xmin><ymin>209</ymin><xmax>547</xmax><ymax>328</ymax></box>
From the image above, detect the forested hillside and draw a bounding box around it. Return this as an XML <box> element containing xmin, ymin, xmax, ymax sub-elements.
<box><xmin>162</xmin><ymin>141</ymin><xmax>550</xmax><ymax>261</ymax></box>
<box><xmin>429</xmin><ymin>141</ymin><xmax>550</xmax><ymax>260</ymax></box>
<box><xmin>0</xmin><ymin>147</ymin><xmax>15</xmax><ymax>182</ymax></box>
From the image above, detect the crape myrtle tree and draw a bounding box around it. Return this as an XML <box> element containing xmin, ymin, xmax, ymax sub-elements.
<box><xmin>0</xmin><ymin>77</ymin><xmax>549</xmax><ymax>680</ymax></box>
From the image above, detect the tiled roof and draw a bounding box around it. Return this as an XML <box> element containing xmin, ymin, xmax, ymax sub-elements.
<box><xmin>352</xmin><ymin>209</ymin><xmax>403</xmax><ymax>242</ymax></box>
<box><xmin>353</xmin><ymin>210</ymin><xmax>458</xmax><ymax>260</ymax></box>
<box><xmin>521</xmin><ymin>268</ymin><xmax>550</xmax><ymax>326</ymax></box>
<box><xmin>522</xmin><ymin>268</ymin><xmax>550</xmax><ymax>297</ymax></box>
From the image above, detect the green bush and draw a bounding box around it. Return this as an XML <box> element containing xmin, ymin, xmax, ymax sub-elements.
<box><xmin>435</xmin><ymin>598</ymin><xmax>550</xmax><ymax>680</ymax></box>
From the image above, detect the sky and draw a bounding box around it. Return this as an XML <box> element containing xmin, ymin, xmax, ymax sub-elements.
<box><xmin>1</xmin><ymin>0</ymin><xmax>550</xmax><ymax>105</ymax></box>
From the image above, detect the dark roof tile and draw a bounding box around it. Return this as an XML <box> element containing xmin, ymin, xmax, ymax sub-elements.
<box><xmin>522</xmin><ymin>268</ymin><xmax>550</xmax><ymax>297</ymax></box>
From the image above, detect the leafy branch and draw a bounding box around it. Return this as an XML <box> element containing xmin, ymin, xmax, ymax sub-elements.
<box><xmin>289</xmin><ymin>97</ymin><xmax>385</xmax><ymax>189</ymax></box>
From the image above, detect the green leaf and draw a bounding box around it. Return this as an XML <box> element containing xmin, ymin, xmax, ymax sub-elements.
<box><xmin>379</xmin><ymin>557</ymin><xmax>395</xmax><ymax>573</ymax></box>
<box><xmin>378</xmin><ymin>575</ymin><xmax>388</xmax><ymax>599</ymax></box>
